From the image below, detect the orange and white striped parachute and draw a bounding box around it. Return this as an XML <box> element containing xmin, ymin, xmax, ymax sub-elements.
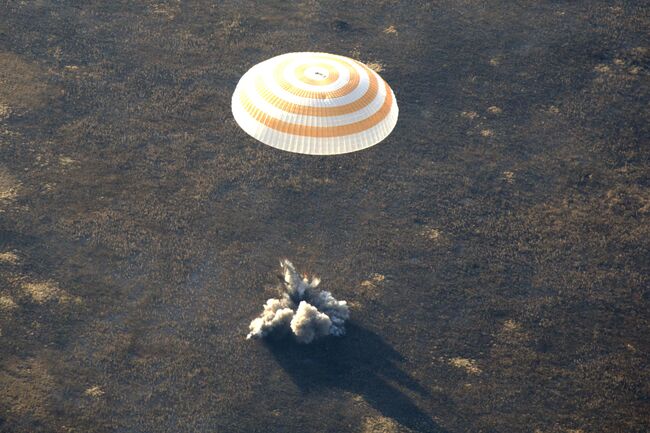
<box><xmin>231</xmin><ymin>52</ymin><xmax>399</xmax><ymax>155</ymax></box>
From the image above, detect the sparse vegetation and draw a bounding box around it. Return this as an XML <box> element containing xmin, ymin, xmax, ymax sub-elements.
<box><xmin>0</xmin><ymin>1</ymin><xmax>647</xmax><ymax>432</ymax></box>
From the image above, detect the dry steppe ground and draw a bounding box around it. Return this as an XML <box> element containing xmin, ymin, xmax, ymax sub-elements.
<box><xmin>1</xmin><ymin>1</ymin><xmax>648</xmax><ymax>432</ymax></box>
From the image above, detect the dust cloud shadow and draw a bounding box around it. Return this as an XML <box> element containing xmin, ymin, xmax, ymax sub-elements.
<box><xmin>265</xmin><ymin>323</ymin><xmax>450</xmax><ymax>433</ymax></box>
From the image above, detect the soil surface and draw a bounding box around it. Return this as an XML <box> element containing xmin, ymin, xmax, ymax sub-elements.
<box><xmin>1</xmin><ymin>1</ymin><xmax>648</xmax><ymax>432</ymax></box>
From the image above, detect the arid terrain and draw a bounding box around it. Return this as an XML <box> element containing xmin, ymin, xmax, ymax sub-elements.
<box><xmin>1</xmin><ymin>1</ymin><xmax>648</xmax><ymax>432</ymax></box>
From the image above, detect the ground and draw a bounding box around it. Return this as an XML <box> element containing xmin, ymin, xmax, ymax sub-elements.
<box><xmin>0</xmin><ymin>1</ymin><xmax>648</xmax><ymax>432</ymax></box>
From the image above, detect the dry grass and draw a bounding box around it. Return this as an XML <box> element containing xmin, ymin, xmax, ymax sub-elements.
<box><xmin>84</xmin><ymin>385</ymin><xmax>105</xmax><ymax>398</ymax></box>
<box><xmin>594</xmin><ymin>64</ymin><xmax>611</xmax><ymax>74</ymax></box>
<box><xmin>0</xmin><ymin>295</ymin><xmax>18</xmax><ymax>311</ymax></box>
<box><xmin>150</xmin><ymin>2</ymin><xmax>180</xmax><ymax>20</ymax></box>
<box><xmin>361</xmin><ymin>273</ymin><xmax>385</xmax><ymax>288</ymax></box>
<box><xmin>357</xmin><ymin>273</ymin><xmax>386</xmax><ymax>304</ymax></box>
<box><xmin>21</xmin><ymin>280</ymin><xmax>77</xmax><ymax>304</ymax></box>
<box><xmin>366</xmin><ymin>62</ymin><xmax>385</xmax><ymax>73</ymax></box>
<box><xmin>362</xmin><ymin>416</ymin><xmax>401</xmax><ymax>433</ymax></box>
<box><xmin>0</xmin><ymin>251</ymin><xmax>19</xmax><ymax>264</ymax></box>
<box><xmin>58</xmin><ymin>156</ymin><xmax>78</xmax><ymax>166</ymax></box>
<box><xmin>0</xmin><ymin>102</ymin><xmax>10</xmax><ymax>118</ymax></box>
<box><xmin>0</xmin><ymin>2</ymin><xmax>647</xmax><ymax>433</ymax></box>
<box><xmin>0</xmin><ymin>167</ymin><xmax>19</xmax><ymax>202</ymax></box>
<box><xmin>0</xmin><ymin>357</ymin><xmax>55</xmax><ymax>422</ymax></box>
<box><xmin>502</xmin><ymin>319</ymin><xmax>521</xmax><ymax>332</ymax></box>
<box><xmin>480</xmin><ymin>129</ymin><xmax>494</xmax><ymax>137</ymax></box>
<box><xmin>449</xmin><ymin>357</ymin><xmax>482</xmax><ymax>375</ymax></box>
<box><xmin>0</xmin><ymin>51</ymin><xmax>56</xmax><ymax>112</ymax></box>
<box><xmin>501</xmin><ymin>171</ymin><xmax>515</xmax><ymax>184</ymax></box>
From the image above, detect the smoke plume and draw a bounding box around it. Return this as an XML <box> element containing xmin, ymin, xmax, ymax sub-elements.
<box><xmin>247</xmin><ymin>260</ymin><xmax>350</xmax><ymax>343</ymax></box>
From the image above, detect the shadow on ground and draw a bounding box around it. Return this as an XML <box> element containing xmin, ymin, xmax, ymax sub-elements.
<box><xmin>265</xmin><ymin>323</ymin><xmax>450</xmax><ymax>433</ymax></box>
